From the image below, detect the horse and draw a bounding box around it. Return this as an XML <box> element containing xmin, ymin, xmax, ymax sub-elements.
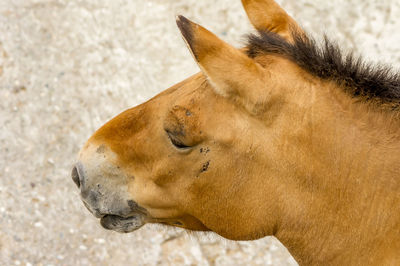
<box><xmin>71</xmin><ymin>0</ymin><xmax>400</xmax><ymax>265</ymax></box>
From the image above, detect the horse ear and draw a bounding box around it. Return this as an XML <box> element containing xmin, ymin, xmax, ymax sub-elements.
<box><xmin>176</xmin><ymin>16</ymin><xmax>268</xmax><ymax>114</ymax></box>
<box><xmin>241</xmin><ymin>0</ymin><xmax>303</xmax><ymax>42</ymax></box>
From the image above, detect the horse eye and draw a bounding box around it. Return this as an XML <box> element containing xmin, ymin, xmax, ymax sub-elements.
<box><xmin>166</xmin><ymin>130</ymin><xmax>191</xmax><ymax>149</ymax></box>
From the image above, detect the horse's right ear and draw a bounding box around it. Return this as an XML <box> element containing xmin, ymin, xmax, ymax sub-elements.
<box><xmin>241</xmin><ymin>0</ymin><xmax>304</xmax><ymax>42</ymax></box>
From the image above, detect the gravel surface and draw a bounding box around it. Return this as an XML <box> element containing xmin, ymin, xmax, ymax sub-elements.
<box><xmin>1</xmin><ymin>0</ymin><xmax>399</xmax><ymax>265</ymax></box>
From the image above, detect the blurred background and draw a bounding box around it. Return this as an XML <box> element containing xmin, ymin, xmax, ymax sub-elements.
<box><xmin>0</xmin><ymin>0</ymin><xmax>399</xmax><ymax>265</ymax></box>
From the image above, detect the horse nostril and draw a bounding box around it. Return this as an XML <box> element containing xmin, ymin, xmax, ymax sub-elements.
<box><xmin>71</xmin><ymin>166</ymin><xmax>80</xmax><ymax>188</ymax></box>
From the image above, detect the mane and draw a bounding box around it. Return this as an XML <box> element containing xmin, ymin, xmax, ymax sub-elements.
<box><xmin>246</xmin><ymin>30</ymin><xmax>400</xmax><ymax>110</ymax></box>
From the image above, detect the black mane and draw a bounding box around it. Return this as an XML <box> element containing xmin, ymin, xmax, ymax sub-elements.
<box><xmin>246</xmin><ymin>30</ymin><xmax>400</xmax><ymax>108</ymax></box>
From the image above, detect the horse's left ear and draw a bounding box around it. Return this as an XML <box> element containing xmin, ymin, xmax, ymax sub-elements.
<box><xmin>176</xmin><ymin>16</ymin><xmax>269</xmax><ymax>114</ymax></box>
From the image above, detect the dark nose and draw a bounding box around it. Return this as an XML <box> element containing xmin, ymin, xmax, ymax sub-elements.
<box><xmin>71</xmin><ymin>165</ymin><xmax>80</xmax><ymax>188</ymax></box>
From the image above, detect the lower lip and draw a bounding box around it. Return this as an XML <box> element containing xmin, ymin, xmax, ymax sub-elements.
<box><xmin>100</xmin><ymin>214</ymin><xmax>145</xmax><ymax>233</ymax></box>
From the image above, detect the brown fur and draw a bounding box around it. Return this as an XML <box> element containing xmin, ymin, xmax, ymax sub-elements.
<box><xmin>75</xmin><ymin>1</ymin><xmax>400</xmax><ymax>265</ymax></box>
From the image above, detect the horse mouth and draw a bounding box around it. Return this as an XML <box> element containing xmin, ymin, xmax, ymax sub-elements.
<box><xmin>100</xmin><ymin>213</ymin><xmax>146</xmax><ymax>233</ymax></box>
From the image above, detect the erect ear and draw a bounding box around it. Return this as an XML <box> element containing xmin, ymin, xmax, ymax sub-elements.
<box><xmin>176</xmin><ymin>16</ymin><xmax>270</xmax><ymax>114</ymax></box>
<box><xmin>241</xmin><ymin>0</ymin><xmax>304</xmax><ymax>42</ymax></box>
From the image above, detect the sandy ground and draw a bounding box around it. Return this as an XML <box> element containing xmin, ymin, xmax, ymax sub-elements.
<box><xmin>0</xmin><ymin>0</ymin><xmax>399</xmax><ymax>265</ymax></box>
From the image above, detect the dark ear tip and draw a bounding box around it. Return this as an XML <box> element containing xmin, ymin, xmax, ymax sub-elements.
<box><xmin>176</xmin><ymin>15</ymin><xmax>195</xmax><ymax>50</ymax></box>
<box><xmin>176</xmin><ymin>15</ymin><xmax>191</xmax><ymax>32</ymax></box>
<box><xmin>176</xmin><ymin>15</ymin><xmax>189</xmax><ymax>23</ymax></box>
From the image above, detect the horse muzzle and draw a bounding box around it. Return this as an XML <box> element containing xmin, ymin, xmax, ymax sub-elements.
<box><xmin>71</xmin><ymin>144</ymin><xmax>147</xmax><ymax>233</ymax></box>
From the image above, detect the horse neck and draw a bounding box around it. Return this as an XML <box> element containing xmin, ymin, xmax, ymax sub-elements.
<box><xmin>272</xmin><ymin>83</ymin><xmax>400</xmax><ymax>265</ymax></box>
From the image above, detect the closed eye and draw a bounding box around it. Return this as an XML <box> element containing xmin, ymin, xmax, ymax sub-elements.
<box><xmin>166</xmin><ymin>130</ymin><xmax>191</xmax><ymax>149</ymax></box>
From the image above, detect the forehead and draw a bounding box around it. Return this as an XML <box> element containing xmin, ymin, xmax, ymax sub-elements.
<box><xmin>164</xmin><ymin>73</ymin><xmax>209</xmax><ymax>106</ymax></box>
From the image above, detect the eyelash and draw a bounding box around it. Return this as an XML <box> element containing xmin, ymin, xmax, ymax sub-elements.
<box><xmin>166</xmin><ymin>131</ymin><xmax>191</xmax><ymax>149</ymax></box>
